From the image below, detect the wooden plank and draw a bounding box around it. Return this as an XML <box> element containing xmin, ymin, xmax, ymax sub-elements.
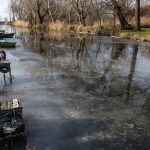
<box><xmin>0</xmin><ymin>99</ymin><xmax>25</xmax><ymax>141</ymax></box>
<box><xmin>0</xmin><ymin>99</ymin><xmax>22</xmax><ymax>112</ymax></box>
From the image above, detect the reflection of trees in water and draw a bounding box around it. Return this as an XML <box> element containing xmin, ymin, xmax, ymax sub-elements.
<box><xmin>47</xmin><ymin>36</ymin><xmax>89</xmax><ymax>79</ymax></box>
<box><xmin>141</xmin><ymin>44</ymin><xmax>150</xmax><ymax>60</ymax></box>
<box><xmin>20</xmin><ymin>30</ymin><xmax>74</xmax><ymax>56</ymax></box>
<box><xmin>125</xmin><ymin>44</ymin><xmax>138</xmax><ymax>101</ymax></box>
<box><xmin>111</xmin><ymin>43</ymin><xmax>126</xmax><ymax>60</ymax></box>
<box><xmin>46</xmin><ymin>36</ymin><xmax>130</xmax><ymax>98</ymax></box>
<box><xmin>79</xmin><ymin>42</ymin><xmax>127</xmax><ymax>96</ymax></box>
<box><xmin>47</xmin><ymin>45</ymin><xmax>66</xmax><ymax>72</ymax></box>
<box><xmin>143</xmin><ymin>95</ymin><xmax>150</xmax><ymax>115</ymax></box>
<box><xmin>19</xmin><ymin>30</ymin><xmax>51</xmax><ymax>55</ymax></box>
<box><xmin>19</xmin><ymin>30</ymin><xmax>150</xmax><ymax>112</ymax></box>
<box><xmin>71</xmin><ymin>37</ymin><xmax>87</xmax><ymax>79</ymax></box>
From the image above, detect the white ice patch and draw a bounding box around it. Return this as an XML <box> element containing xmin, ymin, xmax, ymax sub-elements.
<box><xmin>77</xmin><ymin>131</ymin><xmax>114</xmax><ymax>143</ymax></box>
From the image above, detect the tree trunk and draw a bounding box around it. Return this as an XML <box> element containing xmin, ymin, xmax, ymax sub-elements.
<box><xmin>113</xmin><ymin>8</ymin><xmax>116</xmax><ymax>28</ymax></box>
<box><xmin>78</xmin><ymin>14</ymin><xmax>82</xmax><ymax>25</ymax></box>
<box><xmin>39</xmin><ymin>16</ymin><xmax>43</xmax><ymax>24</ymax></box>
<box><xmin>12</xmin><ymin>13</ymin><xmax>15</xmax><ymax>21</ymax></box>
<box><xmin>111</xmin><ymin>0</ymin><xmax>131</xmax><ymax>30</ymax></box>
<box><xmin>96</xmin><ymin>9</ymin><xmax>102</xmax><ymax>27</ymax></box>
<box><xmin>126</xmin><ymin>44</ymin><xmax>138</xmax><ymax>101</ymax></box>
<box><xmin>82</xmin><ymin>17</ymin><xmax>86</xmax><ymax>26</ymax></box>
<box><xmin>135</xmin><ymin>0</ymin><xmax>141</xmax><ymax>31</ymax></box>
<box><xmin>50</xmin><ymin>11</ymin><xmax>55</xmax><ymax>23</ymax></box>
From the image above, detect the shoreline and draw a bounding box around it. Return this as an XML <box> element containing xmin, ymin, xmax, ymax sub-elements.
<box><xmin>10</xmin><ymin>21</ymin><xmax>150</xmax><ymax>42</ymax></box>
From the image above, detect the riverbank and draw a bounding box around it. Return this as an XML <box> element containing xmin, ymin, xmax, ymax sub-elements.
<box><xmin>11</xmin><ymin>20</ymin><xmax>150</xmax><ymax>42</ymax></box>
<box><xmin>118</xmin><ymin>28</ymin><xmax>150</xmax><ymax>42</ymax></box>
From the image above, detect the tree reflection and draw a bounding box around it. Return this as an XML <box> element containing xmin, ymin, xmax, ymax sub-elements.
<box><xmin>72</xmin><ymin>37</ymin><xmax>87</xmax><ymax>79</ymax></box>
<box><xmin>111</xmin><ymin>43</ymin><xmax>126</xmax><ymax>60</ymax></box>
<box><xmin>83</xmin><ymin>42</ymin><xmax>127</xmax><ymax>95</ymax></box>
<box><xmin>45</xmin><ymin>35</ymin><xmax>150</xmax><ymax>114</ymax></box>
<box><xmin>18</xmin><ymin>30</ymin><xmax>150</xmax><ymax>109</ymax></box>
<box><xmin>125</xmin><ymin>44</ymin><xmax>138</xmax><ymax>101</ymax></box>
<box><xmin>76</xmin><ymin>37</ymin><xmax>86</xmax><ymax>59</ymax></box>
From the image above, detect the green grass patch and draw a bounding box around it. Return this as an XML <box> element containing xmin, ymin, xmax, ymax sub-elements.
<box><xmin>117</xmin><ymin>28</ymin><xmax>150</xmax><ymax>41</ymax></box>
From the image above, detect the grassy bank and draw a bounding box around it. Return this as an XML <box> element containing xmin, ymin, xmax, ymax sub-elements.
<box><xmin>118</xmin><ymin>28</ymin><xmax>150</xmax><ymax>42</ymax></box>
<box><xmin>48</xmin><ymin>21</ymin><xmax>103</xmax><ymax>34</ymax></box>
<box><xmin>11</xmin><ymin>20</ymin><xmax>150</xmax><ymax>42</ymax></box>
<box><xmin>50</xmin><ymin>23</ymin><xmax>150</xmax><ymax>42</ymax></box>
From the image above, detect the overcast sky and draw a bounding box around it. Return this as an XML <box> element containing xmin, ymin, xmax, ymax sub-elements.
<box><xmin>0</xmin><ymin>0</ymin><xmax>10</xmax><ymax>19</ymax></box>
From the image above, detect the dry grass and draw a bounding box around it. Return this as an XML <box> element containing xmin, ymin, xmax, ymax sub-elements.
<box><xmin>48</xmin><ymin>21</ymin><xmax>66</xmax><ymax>31</ymax></box>
<box><xmin>141</xmin><ymin>17</ymin><xmax>150</xmax><ymax>27</ymax></box>
<box><xmin>48</xmin><ymin>21</ymin><xmax>103</xmax><ymax>34</ymax></box>
<box><xmin>12</xmin><ymin>19</ymin><xmax>150</xmax><ymax>41</ymax></box>
<box><xmin>32</xmin><ymin>23</ymin><xmax>47</xmax><ymax>30</ymax></box>
<box><xmin>12</xmin><ymin>20</ymin><xmax>29</xmax><ymax>28</ymax></box>
<box><xmin>129</xmin><ymin>17</ymin><xmax>150</xmax><ymax>27</ymax></box>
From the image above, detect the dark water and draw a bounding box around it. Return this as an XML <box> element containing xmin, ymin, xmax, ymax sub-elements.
<box><xmin>0</xmin><ymin>25</ymin><xmax>150</xmax><ymax>150</ymax></box>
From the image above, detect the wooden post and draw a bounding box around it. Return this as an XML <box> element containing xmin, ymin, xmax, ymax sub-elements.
<box><xmin>9</xmin><ymin>62</ymin><xmax>12</xmax><ymax>83</ymax></box>
<box><xmin>0</xmin><ymin>60</ymin><xmax>12</xmax><ymax>84</ymax></box>
<box><xmin>3</xmin><ymin>73</ymin><xmax>6</xmax><ymax>84</ymax></box>
<box><xmin>135</xmin><ymin>0</ymin><xmax>141</xmax><ymax>31</ymax></box>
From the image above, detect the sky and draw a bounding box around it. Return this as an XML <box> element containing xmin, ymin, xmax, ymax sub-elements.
<box><xmin>0</xmin><ymin>0</ymin><xmax>10</xmax><ymax>20</ymax></box>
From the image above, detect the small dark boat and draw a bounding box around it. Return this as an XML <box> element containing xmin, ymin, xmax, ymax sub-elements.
<box><xmin>3</xmin><ymin>33</ymin><xmax>15</xmax><ymax>38</ymax></box>
<box><xmin>0</xmin><ymin>33</ymin><xmax>3</xmax><ymax>38</ymax></box>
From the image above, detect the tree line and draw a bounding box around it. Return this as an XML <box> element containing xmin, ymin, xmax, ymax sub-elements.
<box><xmin>8</xmin><ymin>0</ymin><xmax>150</xmax><ymax>30</ymax></box>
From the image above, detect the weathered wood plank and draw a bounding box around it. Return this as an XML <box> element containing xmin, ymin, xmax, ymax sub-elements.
<box><xmin>0</xmin><ymin>99</ymin><xmax>25</xmax><ymax>141</ymax></box>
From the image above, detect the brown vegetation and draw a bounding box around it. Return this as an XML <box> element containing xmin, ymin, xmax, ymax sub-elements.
<box><xmin>12</xmin><ymin>20</ymin><xmax>29</xmax><ymax>28</ymax></box>
<box><xmin>8</xmin><ymin>0</ymin><xmax>150</xmax><ymax>29</ymax></box>
<box><xmin>9</xmin><ymin>0</ymin><xmax>150</xmax><ymax>41</ymax></box>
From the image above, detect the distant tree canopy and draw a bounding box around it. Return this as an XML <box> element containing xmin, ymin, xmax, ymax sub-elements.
<box><xmin>8</xmin><ymin>0</ymin><xmax>150</xmax><ymax>30</ymax></box>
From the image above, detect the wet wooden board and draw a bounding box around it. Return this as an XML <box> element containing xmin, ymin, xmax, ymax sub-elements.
<box><xmin>0</xmin><ymin>60</ymin><xmax>12</xmax><ymax>82</ymax></box>
<box><xmin>0</xmin><ymin>99</ymin><xmax>25</xmax><ymax>141</ymax></box>
<box><xmin>0</xmin><ymin>60</ymin><xmax>10</xmax><ymax>64</ymax></box>
<box><xmin>0</xmin><ymin>60</ymin><xmax>11</xmax><ymax>72</ymax></box>
<box><xmin>0</xmin><ymin>99</ymin><xmax>22</xmax><ymax>110</ymax></box>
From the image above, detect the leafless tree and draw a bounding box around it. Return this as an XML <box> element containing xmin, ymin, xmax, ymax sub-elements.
<box><xmin>7</xmin><ymin>0</ymin><xmax>149</xmax><ymax>29</ymax></box>
<box><xmin>71</xmin><ymin>0</ymin><xmax>91</xmax><ymax>26</ymax></box>
<box><xmin>44</xmin><ymin>0</ymin><xmax>58</xmax><ymax>23</ymax></box>
<box><xmin>91</xmin><ymin>0</ymin><xmax>105</xmax><ymax>27</ymax></box>
<box><xmin>109</xmin><ymin>0</ymin><xmax>132</xmax><ymax>29</ymax></box>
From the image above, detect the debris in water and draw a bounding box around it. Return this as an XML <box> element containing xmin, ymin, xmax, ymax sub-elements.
<box><xmin>0</xmin><ymin>99</ymin><xmax>25</xmax><ymax>141</ymax></box>
<box><xmin>125</xmin><ymin>123</ymin><xmax>135</xmax><ymax>129</ymax></box>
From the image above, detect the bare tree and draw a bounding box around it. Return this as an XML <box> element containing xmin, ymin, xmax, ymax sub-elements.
<box><xmin>110</xmin><ymin>0</ymin><xmax>132</xmax><ymax>29</ymax></box>
<box><xmin>7</xmin><ymin>0</ymin><xmax>149</xmax><ymax>30</ymax></box>
<box><xmin>35</xmin><ymin>0</ymin><xmax>48</xmax><ymax>24</ymax></box>
<box><xmin>71</xmin><ymin>0</ymin><xmax>91</xmax><ymax>26</ymax></box>
<box><xmin>23</xmin><ymin>0</ymin><xmax>37</xmax><ymax>24</ymax></box>
<box><xmin>91</xmin><ymin>0</ymin><xmax>105</xmax><ymax>27</ymax></box>
<box><xmin>44</xmin><ymin>0</ymin><xmax>58</xmax><ymax>23</ymax></box>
